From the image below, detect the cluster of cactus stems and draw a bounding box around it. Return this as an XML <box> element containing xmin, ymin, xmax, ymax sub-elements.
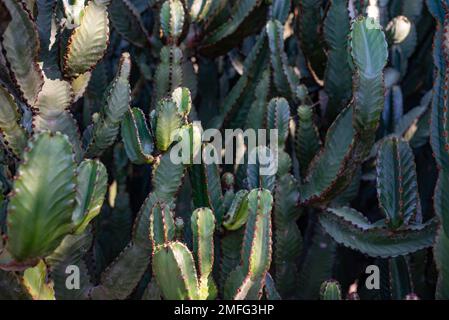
<box><xmin>0</xmin><ymin>0</ymin><xmax>447</xmax><ymax>300</ymax></box>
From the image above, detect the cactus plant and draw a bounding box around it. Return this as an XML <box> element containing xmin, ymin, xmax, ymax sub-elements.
<box><xmin>320</xmin><ymin>280</ymin><xmax>342</xmax><ymax>300</ymax></box>
<box><xmin>0</xmin><ymin>0</ymin><xmax>447</xmax><ymax>301</ymax></box>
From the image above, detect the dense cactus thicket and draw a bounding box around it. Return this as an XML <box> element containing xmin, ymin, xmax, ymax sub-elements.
<box><xmin>0</xmin><ymin>0</ymin><xmax>448</xmax><ymax>300</ymax></box>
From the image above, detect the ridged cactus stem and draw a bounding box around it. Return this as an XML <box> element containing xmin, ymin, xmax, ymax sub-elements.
<box><xmin>191</xmin><ymin>208</ymin><xmax>217</xmax><ymax>299</ymax></box>
<box><xmin>429</xmin><ymin>0</ymin><xmax>449</xmax><ymax>299</ymax></box>
<box><xmin>224</xmin><ymin>189</ymin><xmax>273</xmax><ymax>300</ymax></box>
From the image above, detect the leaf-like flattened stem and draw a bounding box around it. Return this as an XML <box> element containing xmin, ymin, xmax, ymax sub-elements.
<box><xmin>34</xmin><ymin>84</ymin><xmax>68</xmax><ymax>119</ymax></box>
<box><xmin>430</xmin><ymin>17</ymin><xmax>449</xmax><ymax>171</ymax></box>
<box><xmin>225</xmin><ymin>189</ymin><xmax>273</xmax><ymax>300</ymax></box>
<box><xmin>273</xmin><ymin>174</ymin><xmax>301</xmax><ymax>298</ymax></box>
<box><xmin>32</xmin><ymin>78</ymin><xmax>83</xmax><ymax>162</ymax></box>
<box><xmin>245</xmin><ymin>68</ymin><xmax>271</xmax><ymax>130</ymax></box>
<box><xmin>132</xmin><ymin>193</ymin><xmax>158</xmax><ymax>248</ymax></box>
<box><xmin>153</xmin><ymin>241</ymin><xmax>200</xmax><ymax>300</ymax></box>
<box><xmin>247</xmin><ymin>146</ymin><xmax>277</xmax><ymax>192</ymax></box>
<box><xmin>201</xmin><ymin>159</ymin><xmax>225</xmax><ymax>224</ymax></box>
<box><xmin>150</xmin><ymin>202</ymin><xmax>176</xmax><ymax>249</ymax></box>
<box><xmin>154</xmin><ymin>46</ymin><xmax>184</xmax><ymax>102</ymax></box>
<box><xmin>0</xmin><ymin>85</ymin><xmax>28</xmax><ymax>157</ymax></box>
<box><xmin>72</xmin><ymin>160</ymin><xmax>108</xmax><ymax>234</ymax></box>
<box><xmin>390</xmin><ymin>256</ymin><xmax>413</xmax><ymax>300</ymax></box>
<box><xmin>266</xmin><ymin>97</ymin><xmax>290</xmax><ymax>147</ymax></box>
<box><xmin>320</xmin><ymin>280</ymin><xmax>342</xmax><ymax>300</ymax></box>
<box><xmin>350</xmin><ymin>16</ymin><xmax>389</xmax><ymax>78</ymax></box>
<box><xmin>296</xmin><ymin>0</ymin><xmax>327</xmax><ymax>81</ymax></box>
<box><xmin>326</xmin><ymin>207</ymin><xmax>372</xmax><ymax>230</ymax></box>
<box><xmin>295</xmin><ymin>105</ymin><xmax>321</xmax><ymax>178</ymax></box>
<box><xmin>63</xmin><ymin>0</ymin><xmax>110</xmax><ymax>78</ymax></box>
<box><xmin>323</xmin><ymin>0</ymin><xmax>352</xmax><ymax>121</ymax></box>
<box><xmin>155</xmin><ymin>98</ymin><xmax>183</xmax><ymax>151</ymax></box>
<box><xmin>266</xmin><ymin>20</ymin><xmax>300</xmax><ymax>100</ymax></box>
<box><xmin>91</xmin><ymin>243</ymin><xmax>151</xmax><ymax>300</ymax></box>
<box><xmin>432</xmin><ymin>11</ymin><xmax>449</xmax><ymax>281</ymax></box>
<box><xmin>152</xmin><ymin>149</ymin><xmax>186</xmax><ymax>202</ymax></box>
<box><xmin>121</xmin><ymin>108</ymin><xmax>154</xmax><ymax>164</ymax></box>
<box><xmin>201</xmin><ymin>0</ymin><xmax>263</xmax><ymax>47</ymax></box>
<box><xmin>109</xmin><ymin>0</ymin><xmax>151</xmax><ymax>48</ymax></box>
<box><xmin>22</xmin><ymin>260</ymin><xmax>55</xmax><ymax>300</ymax></box>
<box><xmin>90</xmin><ymin>192</ymin><xmax>159</xmax><ymax>299</ymax></box>
<box><xmin>430</xmin><ymin>6</ymin><xmax>449</xmax><ymax>242</ymax></box>
<box><xmin>6</xmin><ymin>132</ymin><xmax>77</xmax><ymax>263</ymax></box>
<box><xmin>300</xmin><ymin>106</ymin><xmax>354</xmax><ymax>203</ymax></box>
<box><xmin>223</xmin><ymin>190</ymin><xmax>250</xmax><ymax>231</ymax></box>
<box><xmin>300</xmin><ymin>17</ymin><xmax>388</xmax><ymax>205</ymax></box>
<box><xmin>160</xmin><ymin>0</ymin><xmax>185</xmax><ymax>43</ymax></box>
<box><xmin>351</xmin><ymin>16</ymin><xmax>388</xmax><ymax>138</ymax></box>
<box><xmin>319</xmin><ymin>209</ymin><xmax>438</xmax><ymax>258</ymax></box>
<box><xmin>71</xmin><ymin>72</ymin><xmax>92</xmax><ymax>103</ymax></box>
<box><xmin>191</xmin><ymin>208</ymin><xmax>216</xmax><ymax>299</ymax></box>
<box><xmin>100</xmin><ymin>52</ymin><xmax>132</xmax><ymax>124</ymax></box>
<box><xmin>219</xmin><ymin>229</ymin><xmax>243</xmax><ymax>295</ymax></box>
<box><xmin>1</xmin><ymin>0</ymin><xmax>44</xmax><ymax>105</ymax></box>
<box><xmin>172</xmin><ymin>87</ymin><xmax>192</xmax><ymax>117</ymax></box>
<box><xmin>426</xmin><ymin>12</ymin><xmax>449</xmax><ymax>302</ymax></box>
<box><xmin>46</xmin><ymin>231</ymin><xmax>93</xmax><ymax>300</ymax></box>
<box><xmin>376</xmin><ymin>137</ymin><xmax>418</xmax><ymax>228</ymax></box>
<box><xmin>85</xmin><ymin>52</ymin><xmax>131</xmax><ymax>157</ymax></box>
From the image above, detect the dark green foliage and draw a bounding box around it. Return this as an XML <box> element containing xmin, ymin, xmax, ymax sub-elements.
<box><xmin>0</xmin><ymin>0</ymin><xmax>446</xmax><ymax>301</ymax></box>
